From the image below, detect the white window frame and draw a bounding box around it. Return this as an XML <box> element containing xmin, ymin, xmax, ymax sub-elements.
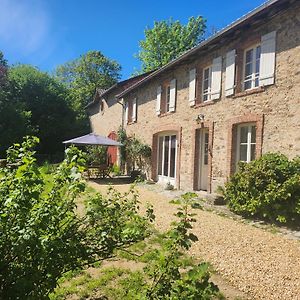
<box><xmin>236</xmin><ymin>123</ymin><xmax>256</xmax><ymax>165</ymax></box>
<box><xmin>202</xmin><ymin>66</ymin><xmax>212</xmax><ymax>102</ymax></box>
<box><xmin>157</xmin><ymin>133</ymin><xmax>177</xmax><ymax>185</ymax></box>
<box><xmin>243</xmin><ymin>44</ymin><xmax>261</xmax><ymax>91</ymax></box>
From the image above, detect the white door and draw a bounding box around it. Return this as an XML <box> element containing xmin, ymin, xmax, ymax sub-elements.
<box><xmin>157</xmin><ymin>134</ymin><xmax>177</xmax><ymax>186</ymax></box>
<box><xmin>198</xmin><ymin>129</ymin><xmax>209</xmax><ymax>191</ymax></box>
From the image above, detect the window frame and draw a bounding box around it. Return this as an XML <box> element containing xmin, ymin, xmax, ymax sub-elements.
<box><xmin>236</xmin><ymin>123</ymin><xmax>256</xmax><ymax>165</ymax></box>
<box><xmin>165</xmin><ymin>84</ymin><xmax>171</xmax><ymax>113</ymax></box>
<box><xmin>202</xmin><ymin>65</ymin><xmax>212</xmax><ymax>102</ymax></box>
<box><xmin>243</xmin><ymin>43</ymin><xmax>261</xmax><ymax>91</ymax></box>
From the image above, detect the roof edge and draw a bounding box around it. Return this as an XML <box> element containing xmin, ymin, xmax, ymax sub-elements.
<box><xmin>117</xmin><ymin>0</ymin><xmax>288</xmax><ymax>99</ymax></box>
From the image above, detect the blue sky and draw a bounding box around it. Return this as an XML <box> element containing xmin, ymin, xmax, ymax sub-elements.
<box><xmin>0</xmin><ymin>0</ymin><xmax>266</xmax><ymax>79</ymax></box>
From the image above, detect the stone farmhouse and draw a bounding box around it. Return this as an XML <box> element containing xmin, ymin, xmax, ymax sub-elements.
<box><xmin>87</xmin><ymin>0</ymin><xmax>300</xmax><ymax>193</ymax></box>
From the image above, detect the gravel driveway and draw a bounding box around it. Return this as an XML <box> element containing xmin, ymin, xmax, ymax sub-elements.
<box><xmin>88</xmin><ymin>181</ymin><xmax>300</xmax><ymax>300</ymax></box>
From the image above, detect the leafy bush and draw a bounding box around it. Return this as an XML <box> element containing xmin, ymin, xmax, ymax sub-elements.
<box><xmin>224</xmin><ymin>153</ymin><xmax>300</xmax><ymax>224</ymax></box>
<box><xmin>85</xmin><ymin>145</ymin><xmax>107</xmax><ymax>165</ymax></box>
<box><xmin>0</xmin><ymin>137</ymin><xmax>151</xmax><ymax>299</ymax></box>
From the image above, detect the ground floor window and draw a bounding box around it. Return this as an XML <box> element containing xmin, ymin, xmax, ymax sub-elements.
<box><xmin>157</xmin><ymin>134</ymin><xmax>177</xmax><ymax>184</ymax></box>
<box><xmin>236</xmin><ymin>123</ymin><xmax>256</xmax><ymax>164</ymax></box>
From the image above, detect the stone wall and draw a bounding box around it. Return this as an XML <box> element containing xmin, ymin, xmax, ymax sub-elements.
<box><xmin>88</xmin><ymin>89</ymin><xmax>123</xmax><ymax>137</ymax></box>
<box><xmin>122</xmin><ymin>3</ymin><xmax>300</xmax><ymax>192</ymax></box>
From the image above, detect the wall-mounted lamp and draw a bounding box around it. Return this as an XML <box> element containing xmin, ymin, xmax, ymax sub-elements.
<box><xmin>195</xmin><ymin>114</ymin><xmax>205</xmax><ymax>123</ymax></box>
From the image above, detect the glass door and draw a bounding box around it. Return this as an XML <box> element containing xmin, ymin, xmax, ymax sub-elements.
<box><xmin>157</xmin><ymin>134</ymin><xmax>177</xmax><ymax>185</ymax></box>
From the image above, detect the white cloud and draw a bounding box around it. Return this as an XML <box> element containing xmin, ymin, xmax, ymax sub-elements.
<box><xmin>0</xmin><ymin>0</ymin><xmax>50</xmax><ymax>55</ymax></box>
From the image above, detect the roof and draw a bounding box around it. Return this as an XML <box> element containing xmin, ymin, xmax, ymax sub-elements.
<box><xmin>117</xmin><ymin>0</ymin><xmax>293</xmax><ymax>99</ymax></box>
<box><xmin>63</xmin><ymin>133</ymin><xmax>123</xmax><ymax>146</ymax></box>
<box><xmin>85</xmin><ymin>70</ymin><xmax>154</xmax><ymax>108</ymax></box>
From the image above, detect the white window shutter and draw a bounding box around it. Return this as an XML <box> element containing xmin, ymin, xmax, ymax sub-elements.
<box><xmin>156</xmin><ymin>86</ymin><xmax>162</xmax><ymax>116</ymax></box>
<box><xmin>132</xmin><ymin>98</ymin><xmax>137</xmax><ymax>122</ymax></box>
<box><xmin>225</xmin><ymin>50</ymin><xmax>236</xmax><ymax>96</ymax></box>
<box><xmin>259</xmin><ymin>31</ymin><xmax>276</xmax><ymax>86</ymax></box>
<box><xmin>125</xmin><ymin>101</ymin><xmax>128</xmax><ymax>124</ymax></box>
<box><xmin>211</xmin><ymin>56</ymin><xmax>222</xmax><ymax>100</ymax></box>
<box><xmin>189</xmin><ymin>68</ymin><xmax>196</xmax><ymax>106</ymax></box>
<box><xmin>169</xmin><ymin>79</ymin><xmax>176</xmax><ymax>112</ymax></box>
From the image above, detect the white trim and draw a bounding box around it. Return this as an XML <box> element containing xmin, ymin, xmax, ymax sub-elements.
<box><xmin>259</xmin><ymin>31</ymin><xmax>276</xmax><ymax>86</ymax></box>
<box><xmin>202</xmin><ymin>66</ymin><xmax>212</xmax><ymax>102</ymax></box>
<box><xmin>169</xmin><ymin>79</ymin><xmax>176</xmax><ymax>112</ymax></box>
<box><xmin>156</xmin><ymin>86</ymin><xmax>162</xmax><ymax>116</ymax></box>
<box><xmin>189</xmin><ymin>68</ymin><xmax>197</xmax><ymax>106</ymax></box>
<box><xmin>243</xmin><ymin>44</ymin><xmax>261</xmax><ymax>91</ymax></box>
<box><xmin>211</xmin><ymin>56</ymin><xmax>222</xmax><ymax>100</ymax></box>
<box><xmin>236</xmin><ymin>123</ymin><xmax>256</xmax><ymax>166</ymax></box>
<box><xmin>225</xmin><ymin>49</ymin><xmax>236</xmax><ymax>96</ymax></box>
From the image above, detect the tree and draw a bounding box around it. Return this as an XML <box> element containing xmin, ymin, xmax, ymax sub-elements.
<box><xmin>0</xmin><ymin>54</ymin><xmax>32</xmax><ymax>157</ymax></box>
<box><xmin>0</xmin><ymin>137</ymin><xmax>151</xmax><ymax>299</ymax></box>
<box><xmin>55</xmin><ymin>51</ymin><xmax>121</xmax><ymax>133</ymax></box>
<box><xmin>136</xmin><ymin>17</ymin><xmax>206</xmax><ymax>73</ymax></box>
<box><xmin>0</xmin><ymin>51</ymin><xmax>8</xmax><ymax>86</ymax></box>
<box><xmin>7</xmin><ymin>64</ymin><xmax>77</xmax><ymax>157</ymax></box>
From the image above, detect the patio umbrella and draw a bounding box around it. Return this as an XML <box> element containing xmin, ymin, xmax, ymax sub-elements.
<box><xmin>62</xmin><ymin>133</ymin><xmax>122</xmax><ymax>146</ymax></box>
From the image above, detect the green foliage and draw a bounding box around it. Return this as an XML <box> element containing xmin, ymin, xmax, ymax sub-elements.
<box><xmin>224</xmin><ymin>153</ymin><xmax>300</xmax><ymax>224</ymax></box>
<box><xmin>56</xmin><ymin>50</ymin><xmax>121</xmax><ymax>132</ymax></box>
<box><xmin>136</xmin><ymin>16</ymin><xmax>206</xmax><ymax>73</ymax></box>
<box><xmin>0</xmin><ymin>137</ymin><xmax>151</xmax><ymax>299</ymax></box>
<box><xmin>0</xmin><ymin>62</ymin><xmax>78</xmax><ymax>158</ymax></box>
<box><xmin>85</xmin><ymin>145</ymin><xmax>108</xmax><ymax>165</ymax></box>
<box><xmin>111</xmin><ymin>163</ymin><xmax>122</xmax><ymax>176</ymax></box>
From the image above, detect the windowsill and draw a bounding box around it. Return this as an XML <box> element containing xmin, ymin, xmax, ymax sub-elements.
<box><xmin>158</xmin><ymin>111</ymin><xmax>175</xmax><ymax>117</ymax></box>
<box><xmin>127</xmin><ymin>121</ymin><xmax>137</xmax><ymax>125</ymax></box>
<box><xmin>232</xmin><ymin>86</ymin><xmax>265</xmax><ymax>98</ymax></box>
<box><xmin>193</xmin><ymin>100</ymin><xmax>215</xmax><ymax>108</ymax></box>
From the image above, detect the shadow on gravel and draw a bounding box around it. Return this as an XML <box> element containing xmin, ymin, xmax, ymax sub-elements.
<box><xmin>89</xmin><ymin>176</ymin><xmax>134</xmax><ymax>186</ymax></box>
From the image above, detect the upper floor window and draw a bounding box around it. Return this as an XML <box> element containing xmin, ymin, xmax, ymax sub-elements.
<box><xmin>202</xmin><ymin>66</ymin><xmax>212</xmax><ymax>101</ymax></box>
<box><xmin>125</xmin><ymin>98</ymin><xmax>137</xmax><ymax>124</ymax></box>
<box><xmin>244</xmin><ymin>45</ymin><xmax>261</xmax><ymax>90</ymax></box>
<box><xmin>156</xmin><ymin>79</ymin><xmax>176</xmax><ymax>116</ymax></box>
<box><xmin>236</xmin><ymin>123</ymin><xmax>256</xmax><ymax>165</ymax></box>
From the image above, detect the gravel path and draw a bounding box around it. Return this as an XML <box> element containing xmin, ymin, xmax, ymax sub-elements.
<box><xmin>88</xmin><ymin>181</ymin><xmax>300</xmax><ymax>300</ymax></box>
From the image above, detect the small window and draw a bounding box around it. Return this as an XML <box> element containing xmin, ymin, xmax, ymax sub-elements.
<box><xmin>202</xmin><ymin>66</ymin><xmax>212</xmax><ymax>102</ymax></box>
<box><xmin>244</xmin><ymin>45</ymin><xmax>261</xmax><ymax>90</ymax></box>
<box><xmin>236</xmin><ymin>124</ymin><xmax>256</xmax><ymax>165</ymax></box>
<box><xmin>166</xmin><ymin>85</ymin><xmax>171</xmax><ymax>112</ymax></box>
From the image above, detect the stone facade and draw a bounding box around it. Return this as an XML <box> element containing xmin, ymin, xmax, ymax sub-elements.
<box><xmin>120</xmin><ymin>2</ymin><xmax>300</xmax><ymax>192</ymax></box>
<box><xmin>88</xmin><ymin>88</ymin><xmax>123</xmax><ymax>137</ymax></box>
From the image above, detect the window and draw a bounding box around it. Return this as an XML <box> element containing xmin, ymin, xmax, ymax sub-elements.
<box><xmin>165</xmin><ymin>85</ymin><xmax>171</xmax><ymax>112</ymax></box>
<box><xmin>236</xmin><ymin>124</ymin><xmax>256</xmax><ymax>164</ymax></box>
<box><xmin>244</xmin><ymin>45</ymin><xmax>261</xmax><ymax>90</ymax></box>
<box><xmin>125</xmin><ymin>98</ymin><xmax>137</xmax><ymax>124</ymax></box>
<box><xmin>202</xmin><ymin>66</ymin><xmax>212</xmax><ymax>101</ymax></box>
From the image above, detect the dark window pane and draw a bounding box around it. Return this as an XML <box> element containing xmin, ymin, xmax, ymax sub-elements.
<box><xmin>239</xmin><ymin>145</ymin><xmax>248</xmax><ymax>161</ymax></box>
<box><xmin>256</xmin><ymin>46</ymin><xmax>261</xmax><ymax>60</ymax></box>
<box><xmin>240</xmin><ymin>126</ymin><xmax>248</xmax><ymax>143</ymax></box>
<box><xmin>245</xmin><ymin>63</ymin><xmax>252</xmax><ymax>77</ymax></box>
<box><xmin>204</xmin><ymin>68</ymin><xmax>209</xmax><ymax>80</ymax></box>
<box><xmin>246</xmin><ymin>49</ymin><xmax>253</xmax><ymax>63</ymax></box>
<box><xmin>158</xmin><ymin>137</ymin><xmax>163</xmax><ymax>175</ymax></box>
<box><xmin>251</xmin><ymin>126</ymin><xmax>256</xmax><ymax>143</ymax></box>
<box><xmin>170</xmin><ymin>135</ymin><xmax>176</xmax><ymax>177</ymax></box>
<box><xmin>244</xmin><ymin>80</ymin><xmax>251</xmax><ymax>90</ymax></box>
<box><xmin>251</xmin><ymin>144</ymin><xmax>256</xmax><ymax>161</ymax></box>
<box><xmin>204</xmin><ymin>133</ymin><xmax>209</xmax><ymax>165</ymax></box>
<box><xmin>163</xmin><ymin>136</ymin><xmax>169</xmax><ymax>176</ymax></box>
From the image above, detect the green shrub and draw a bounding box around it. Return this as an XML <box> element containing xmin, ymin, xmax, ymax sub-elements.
<box><xmin>224</xmin><ymin>153</ymin><xmax>300</xmax><ymax>224</ymax></box>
